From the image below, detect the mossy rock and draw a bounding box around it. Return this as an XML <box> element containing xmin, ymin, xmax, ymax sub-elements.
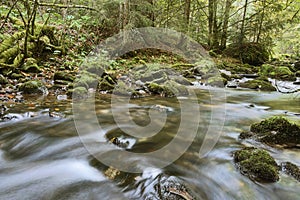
<box><xmin>239</xmin><ymin>79</ymin><xmax>276</xmax><ymax>91</ymax></box>
<box><xmin>207</xmin><ymin>76</ymin><xmax>227</xmax><ymax>87</ymax></box>
<box><xmin>224</xmin><ymin>42</ymin><xmax>269</xmax><ymax>66</ymax></box>
<box><xmin>74</xmin><ymin>72</ymin><xmax>99</xmax><ymax>89</ymax></box>
<box><xmin>0</xmin><ymin>74</ymin><xmax>8</xmax><ymax>84</ymax></box>
<box><xmin>72</xmin><ymin>87</ymin><xmax>88</xmax><ymax>99</ymax></box>
<box><xmin>54</xmin><ymin>71</ymin><xmax>75</xmax><ymax>82</ymax></box>
<box><xmin>84</xmin><ymin>64</ymin><xmax>105</xmax><ymax>77</ymax></box>
<box><xmin>147</xmin><ymin>82</ymin><xmax>174</xmax><ymax>97</ymax></box>
<box><xmin>233</xmin><ymin>147</ymin><xmax>279</xmax><ymax>182</ymax></box>
<box><xmin>296</xmin><ymin>71</ymin><xmax>300</xmax><ymax>77</ymax></box>
<box><xmin>249</xmin><ymin>117</ymin><xmax>300</xmax><ymax>147</ymax></box>
<box><xmin>259</xmin><ymin>64</ymin><xmax>296</xmax><ymax>81</ymax></box>
<box><xmin>22</xmin><ymin>58</ymin><xmax>41</xmax><ymax>73</ymax></box>
<box><xmin>281</xmin><ymin>162</ymin><xmax>300</xmax><ymax>182</ymax></box>
<box><xmin>113</xmin><ymin>81</ymin><xmax>141</xmax><ymax>97</ymax></box>
<box><xmin>147</xmin><ymin>81</ymin><xmax>188</xmax><ymax>97</ymax></box>
<box><xmin>98</xmin><ymin>79</ymin><xmax>115</xmax><ymax>92</ymax></box>
<box><xmin>19</xmin><ymin>80</ymin><xmax>45</xmax><ymax>94</ymax></box>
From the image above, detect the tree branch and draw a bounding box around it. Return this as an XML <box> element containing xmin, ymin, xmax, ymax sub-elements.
<box><xmin>36</xmin><ymin>2</ymin><xmax>98</xmax><ymax>11</ymax></box>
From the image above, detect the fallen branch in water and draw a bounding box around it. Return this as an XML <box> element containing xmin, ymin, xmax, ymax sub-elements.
<box><xmin>168</xmin><ymin>187</ymin><xmax>193</xmax><ymax>200</ymax></box>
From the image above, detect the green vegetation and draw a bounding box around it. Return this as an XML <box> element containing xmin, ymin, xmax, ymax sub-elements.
<box><xmin>250</xmin><ymin>116</ymin><xmax>300</xmax><ymax>147</ymax></box>
<box><xmin>234</xmin><ymin>147</ymin><xmax>279</xmax><ymax>182</ymax></box>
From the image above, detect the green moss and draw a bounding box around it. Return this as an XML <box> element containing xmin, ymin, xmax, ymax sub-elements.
<box><xmin>250</xmin><ymin>117</ymin><xmax>300</xmax><ymax>146</ymax></box>
<box><xmin>54</xmin><ymin>71</ymin><xmax>75</xmax><ymax>82</ymax></box>
<box><xmin>259</xmin><ymin>64</ymin><xmax>296</xmax><ymax>81</ymax></box>
<box><xmin>72</xmin><ymin>87</ymin><xmax>88</xmax><ymax>99</ymax></box>
<box><xmin>19</xmin><ymin>80</ymin><xmax>45</xmax><ymax>94</ymax></box>
<box><xmin>0</xmin><ymin>74</ymin><xmax>8</xmax><ymax>84</ymax></box>
<box><xmin>148</xmin><ymin>82</ymin><xmax>174</xmax><ymax>97</ymax></box>
<box><xmin>224</xmin><ymin>42</ymin><xmax>269</xmax><ymax>66</ymax></box>
<box><xmin>239</xmin><ymin>79</ymin><xmax>276</xmax><ymax>91</ymax></box>
<box><xmin>22</xmin><ymin>58</ymin><xmax>41</xmax><ymax>72</ymax></box>
<box><xmin>207</xmin><ymin>76</ymin><xmax>227</xmax><ymax>87</ymax></box>
<box><xmin>281</xmin><ymin>162</ymin><xmax>300</xmax><ymax>182</ymax></box>
<box><xmin>234</xmin><ymin>147</ymin><xmax>279</xmax><ymax>182</ymax></box>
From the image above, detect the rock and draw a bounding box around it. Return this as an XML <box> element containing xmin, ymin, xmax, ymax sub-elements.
<box><xmin>72</xmin><ymin>87</ymin><xmax>88</xmax><ymax>99</ymax></box>
<box><xmin>239</xmin><ymin>74</ymin><xmax>260</xmax><ymax>78</ymax></box>
<box><xmin>0</xmin><ymin>74</ymin><xmax>8</xmax><ymax>84</ymax></box>
<box><xmin>239</xmin><ymin>79</ymin><xmax>276</xmax><ymax>91</ymax></box>
<box><xmin>84</xmin><ymin>64</ymin><xmax>105</xmax><ymax>77</ymax></box>
<box><xmin>54</xmin><ymin>71</ymin><xmax>74</xmax><ymax>82</ymax></box>
<box><xmin>147</xmin><ymin>82</ymin><xmax>173</xmax><ymax>97</ymax></box>
<box><xmin>233</xmin><ymin>147</ymin><xmax>279</xmax><ymax>182</ymax></box>
<box><xmin>18</xmin><ymin>80</ymin><xmax>46</xmax><ymax>94</ymax></box>
<box><xmin>224</xmin><ymin>42</ymin><xmax>269</xmax><ymax>66</ymax></box>
<box><xmin>147</xmin><ymin>80</ymin><xmax>189</xmax><ymax>97</ymax></box>
<box><xmin>294</xmin><ymin>61</ymin><xmax>300</xmax><ymax>71</ymax></box>
<box><xmin>22</xmin><ymin>58</ymin><xmax>41</xmax><ymax>73</ymax></box>
<box><xmin>281</xmin><ymin>162</ymin><xmax>300</xmax><ymax>182</ymax></box>
<box><xmin>249</xmin><ymin>116</ymin><xmax>300</xmax><ymax>147</ymax></box>
<box><xmin>293</xmin><ymin>81</ymin><xmax>300</xmax><ymax>85</ymax></box>
<box><xmin>74</xmin><ymin>73</ymin><xmax>99</xmax><ymax>89</ymax></box>
<box><xmin>259</xmin><ymin>64</ymin><xmax>296</xmax><ymax>81</ymax></box>
<box><xmin>207</xmin><ymin>76</ymin><xmax>227</xmax><ymax>87</ymax></box>
<box><xmin>171</xmin><ymin>76</ymin><xmax>192</xmax><ymax>85</ymax></box>
<box><xmin>296</xmin><ymin>71</ymin><xmax>300</xmax><ymax>77</ymax></box>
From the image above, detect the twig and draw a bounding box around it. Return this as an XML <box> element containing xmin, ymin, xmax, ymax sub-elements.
<box><xmin>36</xmin><ymin>2</ymin><xmax>98</xmax><ymax>11</ymax></box>
<box><xmin>0</xmin><ymin>0</ymin><xmax>19</xmax><ymax>32</ymax></box>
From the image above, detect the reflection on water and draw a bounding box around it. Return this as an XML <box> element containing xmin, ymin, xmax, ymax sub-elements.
<box><xmin>0</xmin><ymin>89</ymin><xmax>299</xmax><ymax>199</ymax></box>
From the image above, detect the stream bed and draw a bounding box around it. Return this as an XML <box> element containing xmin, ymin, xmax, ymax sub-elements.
<box><xmin>0</xmin><ymin>88</ymin><xmax>299</xmax><ymax>200</ymax></box>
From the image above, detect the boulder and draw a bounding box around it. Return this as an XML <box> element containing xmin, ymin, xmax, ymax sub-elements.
<box><xmin>239</xmin><ymin>79</ymin><xmax>276</xmax><ymax>91</ymax></box>
<box><xmin>19</xmin><ymin>80</ymin><xmax>46</xmax><ymax>94</ymax></box>
<box><xmin>233</xmin><ymin>147</ymin><xmax>279</xmax><ymax>182</ymax></box>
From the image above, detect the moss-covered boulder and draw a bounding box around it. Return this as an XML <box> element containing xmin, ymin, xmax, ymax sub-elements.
<box><xmin>224</xmin><ymin>43</ymin><xmax>269</xmax><ymax>66</ymax></box>
<box><xmin>147</xmin><ymin>82</ymin><xmax>174</xmax><ymax>97</ymax></box>
<box><xmin>74</xmin><ymin>72</ymin><xmax>99</xmax><ymax>89</ymax></box>
<box><xmin>249</xmin><ymin>117</ymin><xmax>300</xmax><ymax>147</ymax></box>
<box><xmin>19</xmin><ymin>80</ymin><xmax>46</xmax><ymax>94</ymax></box>
<box><xmin>207</xmin><ymin>76</ymin><xmax>227</xmax><ymax>87</ymax></box>
<box><xmin>72</xmin><ymin>87</ymin><xmax>88</xmax><ymax>99</ymax></box>
<box><xmin>281</xmin><ymin>162</ymin><xmax>300</xmax><ymax>182</ymax></box>
<box><xmin>259</xmin><ymin>64</ymin><xmax>296</xmax><ymax>81</ymax></box>
<box><xmin>147</xmin><ymin>80</ymin><xmax>188</xmax><ymax>97</ymax></box>
<box><xmin>239</xmin><ymin>79</ymin><xmax>276</xmax><ymax>91</ymax></box>
<box><xmin>22</xmin><ymin>58</ymin><xmax>41</xmax><ymax>73</ymax></box>
<box><xmin>54</xmin><ymin>71</ymin><xmax>75</xmax><ymax>82</ymax></box>
<box><xmin>233</xmin><ymin>147</ymin><xmax>279</xmax><ymax>182</ymax></box>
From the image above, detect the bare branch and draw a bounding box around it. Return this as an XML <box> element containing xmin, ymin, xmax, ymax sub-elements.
<box><xmin>36</xmin><ymin>1</ymin><xmax>98</xmax><ymax>11</ymax></box>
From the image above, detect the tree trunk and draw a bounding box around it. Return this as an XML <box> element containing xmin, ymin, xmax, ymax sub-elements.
<box><xmin>220</xmin><ymin>0</ymin><xmax>232</xmax><ymax>50</ymax></box>
<box><xmin>239</xmin><ymin>0</ymin><xmax>248</xmax><ymax>45</ymax></box>
<box><xmin>184</xmin><ymin>0</ymin><xmax>191</xmax><ymax>31</ymax></box>
<box><xmin>256</xmin><ymin>0</ymin><xmax>266</xmax><ymax>43</ymax></box>
<box><xmin>208</xmin><ymin>0</ymin><xmax>219</xmax><ymax>50</ymax></box>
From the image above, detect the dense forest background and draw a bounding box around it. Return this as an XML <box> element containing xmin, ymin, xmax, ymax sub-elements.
<box><xmin>0</xmin><ymin>0</ymin><xmax>299</xmax><ymax>70</ymax></box>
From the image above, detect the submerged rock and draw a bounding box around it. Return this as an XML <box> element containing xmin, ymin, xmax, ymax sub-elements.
<box><xmin>281</xmin><ymin>162</ymin><xmax>300</xmax><ymax>182</ymax></box>
<box><xmin>233</xmin><ymin>147</ymin><xmax>279</xmax><ymax>182</ymax></box>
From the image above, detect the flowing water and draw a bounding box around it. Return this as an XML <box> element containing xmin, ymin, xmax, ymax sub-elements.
<box><xmin>0</xmin><ymin>88</ymin><xmax>299</xmax><ymax>200</ymax></box>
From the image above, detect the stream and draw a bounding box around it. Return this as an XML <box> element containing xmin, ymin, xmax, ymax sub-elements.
<box><xmin>0</xmin><ymin>88</ymin><xmax>299</xmax><ymax>200</ymax></box>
